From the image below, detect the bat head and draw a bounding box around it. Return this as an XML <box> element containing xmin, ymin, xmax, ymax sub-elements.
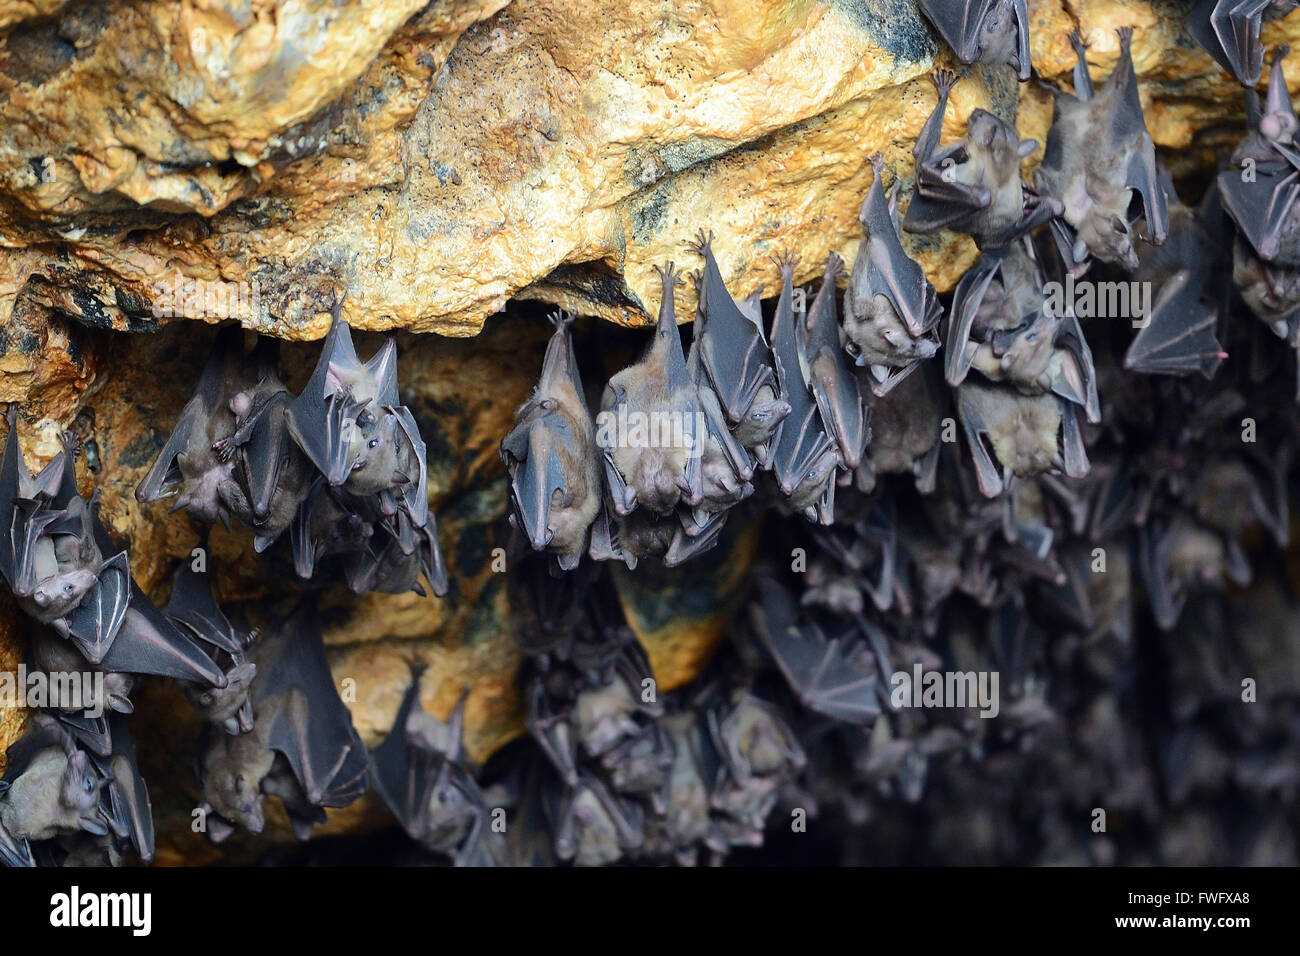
<box><xmin>28</xmin><ymin>567</ymin><xmax>99</xmax><ymax>615</ymax></box>
<box><xmin>979</xmin><ymin>0</ymin><xmax>1023</xmax><ymax>74</ymax></box>
<box><xmin>733</xmin><ymin>384</ymin><xmax>791</xmax><ymax>448</ymax></box>
<box><xmin>61</xmin><ymin>748</ymin><xmax>108</xmax><ymax>833</ymax></box>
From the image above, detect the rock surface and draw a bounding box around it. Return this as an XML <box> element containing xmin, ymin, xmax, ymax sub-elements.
<box><xmin>2</xmin><ymin>1</ymin><xmax>1295</xmax><ymax>341</ymax></box>
<box><xmin>0</xmin><ymin>0</ymin><xmax>1295</xmax><ymax>854</ymax></box>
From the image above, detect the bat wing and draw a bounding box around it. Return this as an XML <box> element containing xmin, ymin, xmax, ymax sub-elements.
<box><xmin>135</xmin><ymin>329</ymin><xmax>239</xmax><ymax>504</ymax></box>
<box><xmin>0</xmin><ymin>408</ymin><xmax>23</xmax><ymax>581</ymax></box>
<box><xmin>663</xmin><ymin>511</ymin><xmax>726</xmax><ymax>566</ymax></box>
<box><xmin>945</xmin><ymin>253</ymin><xmax>1004</xmax><ymax>386</ymax></box>
<box><xmin>505</xmin><ymin>412</ymin><xmax>571</xmax><ymax>552</ymax></box>
<box><xmin>288</xmin><ymin>309</ymin><xmax>364</xmax><ymax>485</ymax></box>
<box><xmin>256</xmin><ymin>611</ymin><xmax>369</xmax><ymax>808</ymax></box>
<box><xmin>695</xmin><ymin>238</ymin><xmax>776</xmax><ymax>424</ymax></box>
<box><xmin>94</xmin><ymin>714</ymin><xmax>154</xmax><ymax>863</ymax></box>
<box><xmin>62</xmin><ymin>550</ymin><xmax>131</xmax><ymax>664</ymax></box>
<box><xmin>164</xmin><ymin>562</ymin><xmax>245</xmax><ymax>656</ymax></box>
<box><xmin>391</xmin><ymin>407</ymin><xmax>429</xmax><ymax>527</ymax></box>
<box><xmin>917</xmin><ymin>0</ymin><xmax>991</xmax><ymax>64</ymax></box>
<box><xmin>1187</xmin><ymin>0</ymin><xmax>1271</xmax><ymax>86</ymax></box>
<box><xmin>240</xmin><ymin>391</ymin><xmax>296</xmax><ymax>525</ymax></box>
<box><xmin>1105</xmin><ymin>32</ymin><xmax>1169</xmax><ymax>243</ymax></box>
<box><xmin>752</xmin><ymin>581</ymin><xmax>880</xmax><ymax>724</ymax></box>
<box><xmin>861</xmin><ymin>168</ymin><xmax>942</xmax><ymax>339</ymax></box>
<box><xmin>769</xmin><ymin>266</ymin><xmax>836</xmax><ymax>491</ymax></box>
<box><xmin>1124</xmin><ymin>271</ymin><xmax>1226</xmax><ymax>377</ymax></box>
<box><xmin>904</xmin><ymin>145</ymin><xmax>991</xmax><ymax>234</ymax></box>
<box><xmin>364</xmin><ymin>337</ymin><xmax>401</xmax><ymax>408</ymax></box>
<box><xmin>369</xmin><ymin>670</ymin><xmax>436</xmax><ymax>839</ymax></box>
<box><xmin>1218</xmin><ymin>163</ymin><xmax>1300</xmax><ymax>262</ymax></box>
<box><xmin>0</xmin><ymin>820</ymin><xmax>34</xmax><ymax>867</ymax></box>
<box><xmin>1051</xmin><ymin>311</ymin><xmax>1102</xmax><ymax>423</ymax></box>
<box><xmin>100</xmin><ymin>592</ymin><xmax>228</xmax><ymax>687</ymax></box>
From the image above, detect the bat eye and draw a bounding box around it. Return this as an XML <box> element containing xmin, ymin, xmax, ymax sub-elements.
<box><xmin>63</xmin><ymin>583</ymin><xmax>74</xmax><ymax>593</ymax></box>
<box><xmin>83</xmin><ymin>777</ymin><xmax>94</xmax><ymax>793</ymax></box>
<box><xmin>367</xmin><ymin>438</ymin><xmax>380</xmax><ymax>449</ymax></box>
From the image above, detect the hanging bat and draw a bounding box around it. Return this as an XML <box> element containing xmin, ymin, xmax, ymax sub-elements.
<box><xmin>249</xmin><ymin>604</ymin><xmax>369</xmax><ymax>814</ymax></box>
<box><xmin>1232</xmin><ymin>45</ymin><xmax>1300</xmax><ymax>164</ymax></box>
<box><xmin>797</xmin><ymin>253</ymin><xmax>870</xmax><ymax>470</ymax></box>
<box><xmin>683</xmin><ymin>295</ymin><xmax>755</xmax><ymax>526</ymax></box>
<box><xmin>135</xmin><ymin>326</ymin><xmax>249</xmax><ymax>528</ymax></box>
<box><xmin>0</xmin><ymin>412</ymin><xmax>128</xmax><ymax>654</ymax></box>
<box><xmin>1138</xmin><ymin>517</ymin><xmax>1251</xmax><ymax>630</ymax></box>
<box><xmin>643</xmin><ymin>710</ymin><xmax>720</xmax><ymax>865</ymax></box>
<box><xmin>1187</xmin><ymin>0</ymin><xmax>1299</xmax><ymax>87</ymax></box>
<box><xmin>903</xmin><ymin>70</ymin><xmax>1060</xmax><ymax>249</ymax></box>
<box><xmin>917</xmin><ymin>0</ymin><xmax>1032</xmax><ymax>81</ymax></box>
<box><xmin>1126</xmin><ymin>182</ymin><xmax>1228</xmax><ymax>378</ymax></box>
<box><xmin>946</xmin><ymin>242</ymin><xmax>1101</xmax><ymax>422</ymax></box>
<box><xmin>500</xmin><ymin>312</ymin><xmax>601</xmax><ymax>571</ymax></box>
<box><xmin>165</xmin><ymin>563</ymin><xmax>258</xmax><ymax>734</ymax></box>
<box><xmin>1035</xmin><ymin>29</ymin><xmax>1169</xmax><ymax>271</ymax></box>
<box><xmin>749</xmin><ymin>578</ymin><xmax>881</xmax><ymax>724</ymax></box>
<box><xmin>0</xmin><ymin>714</ymin><xmax>109</xmax><ymax>866</ymax></box>
<box><xmin>689</xmin><ymin>230</ymin><xmax>780</xmax><ymax>429</ymax></box>
<box><xmin>768</xmin><ymin>252</ymin><xmax>841</xmax><ymax>524</ymax></box>
<box><xmin>600</xmin><ymin>723</ymin><xmax>674</xmax><ymax>803</ymax></box>
<box><xmin>551</xmin><ymin>772</ymin><xmax>644</xmax><ymax>866</ymax></box>
<box><xmin>956</xmin><ymin>380</ymin><xmax>1089</xmax><ymax>497</ymax></box>
<box><xmin>287</xmin><ymin>301</ymin><xmax>429</xmax><ymax>525</ymax></box>
<box><xmin>706</xmin><ymin>688</ymin><xmax>807</xmax><ymax>783</ymax></box>
<box><xmin>90</xmin><ymin>713</ymin><xmax>154</xmax><ymax>864</ymax></box>
<box><xmin>598</xmin><ymin>263</ymin><xmax>702</xmax><ymax>516</ymax></box>
<box><xmin>858</xmin><ymin>361</ymin><xmax>945</xmax><ymax>494</ymax></box>
<box><xmin>370</xmin><ymin>663</ymin><xmax>498</xmax><ymax>866</ymax></box>
<box><xmin>843</xmin><ymin>155</ymin><xmax>943</xmax><ymax>396</ymax></box>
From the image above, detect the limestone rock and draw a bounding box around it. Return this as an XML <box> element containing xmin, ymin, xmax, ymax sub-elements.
<box><xmin>1</xmin><ymin>1</ymin><xmax>1293</xmax><ymax>342</ymax></box>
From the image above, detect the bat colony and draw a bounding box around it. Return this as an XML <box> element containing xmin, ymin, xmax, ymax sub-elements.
<box><xmin>3</xmin><ymin>3</ymin><xmax>1300</xmax><ymax>866</ymax></box>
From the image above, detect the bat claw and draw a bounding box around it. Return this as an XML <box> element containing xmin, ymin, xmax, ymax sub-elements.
<box><xmin>931</xmin><ymin>69</ymin><xmax>957</xmax><ymax>94</ymax></box>
<box><xmin>689</xmin><ymin>228</ymin><xmax>715</xmax><ymax>257</ymax></box>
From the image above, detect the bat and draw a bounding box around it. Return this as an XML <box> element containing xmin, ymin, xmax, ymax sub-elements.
<box><xmin>164</xmin><ymin>563</ymin><xmax>258</xmax><ymax>734</ymax></box>
<box><xmin>287</xmin><ymin>301</ymin><xmax>429</xmax><ymax>526</ymax></box>
<box><xmin>767</xmin><ymin>252</ymin><xmax>841</xmax><ymax>524</ymax></box>
<box><xmin>551</xmin><ymin>772</ymin><xmax>644</xmax><ymax>866</ymax></box>
<box><xmin>903</xmin><ymin>70</ymin><xmax>1061</xmax><ymax>249</ymax></box>
<box><xmin>1035</xmin><ymin>29</ymin><xmax>1170</xmax><ymax>271</ymax></box>
<box><xmin>1187</xmin><ymin>0</ymin><xmax>1299</xmax><ymax>87</ymax></box>
<box><xmin>643</xmin><ymin>710</ymin><xmax>721</xmax><ymax>865</ymax></box>
<box><xmin>684</xmin><ymin>294</ymin><xmax>756</xmax><ymax>527</ymax></box>
<box><xmin>598</xmin><ymin>263</ymin><xmax>702</xmax><ymax>516</ymax></box>
<box><xmin>90</xmin><ymin>713</ymin><xmax>154</xmax><ymax>864</ymax></box>
<box><xmin>290</xmin><ymin>479</ymin><xmax>448</xmax><ymax>597</ymax></box>
<box><xmin>956</xmin><ymin>380</ymin><xmax>1089</xmax><ymax>497</ymax></box>
<box><xmin>1220</xmin><ymin>48</ymin><xmax>1300</xmax><ymax>271</ymax></box>
<box><xmin>370</xmin><ymin>663</ymin><xmax>498</xmax><ymax>866</ymax></box>
<box><xmin>600</xmin><ymin>723</ymin><xmax>674</xmax><ymax>804</ymax></box>
<box><xmin>250</xmin><ymin>604</ymin><xmax>369</xmax><ymax>813</ymax></box>
<box><xmin>858</xmin><ymin>361</ymin><xmax>944</xmax><ymax>494</ymax></box>
<box><xmin>688</xmin><ymin>230</ymin><xmax>780</xmax><ymax>429</ymax></box>
<box><xmin>1126</xmin><ymin>182</ymin><xmax>1228</xmax><ymax>378</ymax></box>
<box><xmin>0</xmin><ymin>714</ymin><xmax>109</xmax><ymax>866</ymax></box>
<box><xmin>706</xmin><ymin>688</ymin><xmax>807</xmax><ymax>783</ymax></box>
<box><xmin>749</xmin><ymin>578</ymin><xmax>881</xmax><ymax>724</ymax></box>
<box><xmin>945</xmin><ymin>241</ymin><xmax>1101</xmax><ymax>428</ymax></box>
<box><xmin>0</xmin><ymin>412</ymin><xmax>128</xmax><ymax>653</ymax></box>
<box><xmin>1138</xmin><ymin>517</ymin><xmax>1251</xmax><ymax>630</ymax></box>
<box><xmin>843</xmin><ymin>155</ymin><xmax>943</xmax><ymax>396</ymax></box>
<box><xmin>200</xmin><ymin>604</ymin><xmax>368</xmax><ymax>841</ymax></box>
<box><xmin>797</xmin><ymin>253</ymin><xmax>870</xmax><ymax>470</ymax></box>
<box><xmin>135</xmin><ymin>326</ymin><xmax>249</xmax><ymax>528</ymax></box>
<box><xmin>500</xmin><ymin>312</ymin><xmax>601</xmax><ymax>571</ymax></box>
<box><xmin>917</xmin><ymin>0</ymin><xmax>1032</xmax><ymax>81</ymax></box>
<box><xmin>526</xmin><ymin>675</ymin><xmax>581</xmax><ymax>786</ymax></box>
<box><xmin>1</xmin><ymin>410</ymin><xmax>229</xmax><ymax>687</ymax></box>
